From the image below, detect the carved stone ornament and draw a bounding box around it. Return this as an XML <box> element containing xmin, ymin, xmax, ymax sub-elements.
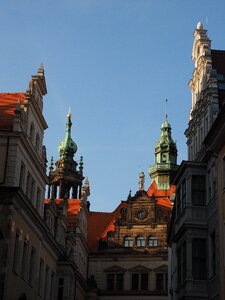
<box><xmin>135</xmin><ymin>209</ymin><xmax>148</xmax><ymax>220</ymax></box>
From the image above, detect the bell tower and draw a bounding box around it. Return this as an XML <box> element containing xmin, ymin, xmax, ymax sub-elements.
<box><xmin>48</xmin><ymin>111</ymin><xmax>84</xmax><ymax>199</ymax></box>
<box><xmin>149</xmin><ymin>116</ymin><xmax>178</xmax><ymax>190</ymax></box>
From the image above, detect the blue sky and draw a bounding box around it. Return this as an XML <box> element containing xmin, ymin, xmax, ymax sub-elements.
<box><xmin>1</xmin><ymin>0</ymin><xmax>225</xmax><ymax>211</ymax></box>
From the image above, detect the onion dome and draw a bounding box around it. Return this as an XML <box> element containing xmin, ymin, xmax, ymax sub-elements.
<box><xmin>58</xmin><ymin>111</ymin><xmax>77</xmax><ymax>161</ymax></box>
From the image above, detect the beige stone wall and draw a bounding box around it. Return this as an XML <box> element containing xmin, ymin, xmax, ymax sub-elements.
<box><xmin>3</xmin><ymin>203</ymin><xmax>58</xmax><ymax>300</ymax></box>
<box><xmin>88</xmin><ymin>254</ymin><xmax>168</xmax><ymax>299</ymax></box>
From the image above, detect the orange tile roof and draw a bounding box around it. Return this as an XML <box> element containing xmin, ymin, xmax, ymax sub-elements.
<box><xmin>147</xmin><ymin>180</ymin><xmax>175</xmax><ymax>208</ymax></box>
<box><xmin>87</xmin><ymin>202</ymin><xmax>127</xmax><ymax>252</ymax></box>
<box><xmin>44</xmin><ymin>198</ymin><xmax>81</xmax><ymax>229</ymax></box>
<box><xmin>0</xmin><ymin>93</ymin><xmax>25</xmax><ymax>131</ymax></box>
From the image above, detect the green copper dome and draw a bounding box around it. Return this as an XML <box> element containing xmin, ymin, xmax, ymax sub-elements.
<box><xmin>58</xmin><ymin>112</ymin><xmax>77</xmax><ymax>160</ymax></box>
<box><xmin>161</xmin><ymin>119</ymin><xmax>171</xmax><ymax>130</ymax></box>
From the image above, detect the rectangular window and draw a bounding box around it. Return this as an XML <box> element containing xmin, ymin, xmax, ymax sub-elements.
<box><xmin>210</xmin><ymin>232</ymin><xmax>216</xmax><ymax>277</ymax></box>
<box><xmin>156</xmin><ymin>273</ymin><xmax>164</xmax><ymax>290</ymax></box>
<box><xmin>50</xmin><ymin>272</ymin><xmax>55</xmax><ymax>300</ymax></box>
<box><xmin>107</xmin><ymin>273</ymin><xmax>124</xmax><ymax>290</ymax></box>
<box><xmin>107</xmin><ymin>274</ymin><xmax>114</xmax><ymax>290</ymax></box>
<box><xmin>13</xmin><ymin>230</ymin><xmax>22</xmax><ymax>275</ymax></box>
<box><xmin>181</xmin><ymin>179</ymin><xmax>186</xmax><ymax>210</ymax></box>
<box><xmin>44</xmin><ymin>265</ymin><xmax>50</xmax><ymax>300</ymax></box>
<box><xmin>26</xmin><ymin>172</ymin><xmax>31</xmax><ymax>198</ymax></box>
<box><xmin>57</xmin><ymin>278</ymin><xmax>64</xmax><ymax>300</ymax></box>
<box><xmin>131</xmin><ymin>273</ymin><xmax>139</xmax><ymax>290</ymax></box>
<box><xmin>192</xmin><ymin>175</ymin><xmax>206</xmax><ymax>206</ymax></box>
<box><xmin>141</xmin><ymin>273</ymin><xmax>148</xmax><ymax>290</ymax></box>
<box><xmin>38</xmin><ymin>259</ymin><xmax>44</xmax><ymax>296</ymax></box>
<box><xmin>28</xmin><ymin>247</ymin><xmax>36</xmax><ymax>286</ymax></box>
<box><xmin>116</xmin><ymin>273</ymin><xmax>123</xmax><ymax>290</ymax></box>
<box><xmin>36</xmin><ymin>187</ymin><xmax>41</xmax><ymax>211</ymax></box>
<box><xmin>21</xmin><ymin>239</ymin><xmax>29</xmax><ymax>280</ymax></box>
<box><xmin>19</xmin><ymin>162</ymin><xmax>25</xmax><ymax>190</ymax></box>
<box><xmin>177</xmin><ymin>242</ymin><xmax>186</xmax><ymax>286</ymax></box>
<box><xmin>182</xmin><ymin>242</ymin><xmax>186</xmax><ymax>283</ymax></box>
<box><xmin>192</xmin><ymin>238</ymin><xmax>207</xmax><ymax>280</ymax></box>
<box><xmin>30</xmin><ymin>179</ymin><xmax>35</xmax><ymax>203</ymax></box>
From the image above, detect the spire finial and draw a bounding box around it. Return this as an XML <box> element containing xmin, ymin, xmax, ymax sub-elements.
<box><xmin>67</xmin><ymin>107</ymin><xmax>71</xmax><ymax>118</ymax></box>
<box><xmin>38</xmin><ymin>64</ymin><xmax>44</xmax><ymax>76</ymax></box>
<box><xmin>165</xmin><ymin>99</ymin><xmax>168</xmax><ymax>121</ymax></box>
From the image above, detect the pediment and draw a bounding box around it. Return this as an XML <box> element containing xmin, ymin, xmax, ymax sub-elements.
<box><xmin>128</xmin><ymin>264</ymin><xmax>151</xmax><ymax>272</ymax></box>
<box><xmin>104</xmin><ymin>265</ymin><xmax>126</xmax><ymax>273</ymax></box>
<box><xmin>152</xmin><ymin>264</ymin><xmax>168</xmax><ymax>272</ymax></box>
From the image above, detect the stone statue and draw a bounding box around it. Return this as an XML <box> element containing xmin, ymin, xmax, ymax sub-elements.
<box><xmin>139</xmin><ymin>172</ymin><xmax>145</xmax><ymax>191</ymax></box>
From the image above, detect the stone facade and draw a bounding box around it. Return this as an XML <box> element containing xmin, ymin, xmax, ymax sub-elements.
<box><xmin>87</xmin><ymin>118</ymin><xmax>178</xmax><ymax>300</ymax></box>
<box><xmin>0</xmin><ymin>67</ymin><xmax>89</xmax><ymax>300</ymax></box>
<box><xmin>168</xmin><ymin>23</ymin><xmax>225</xmax><ymax>300</ymax></box>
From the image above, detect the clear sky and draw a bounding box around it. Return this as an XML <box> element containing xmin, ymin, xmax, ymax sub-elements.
<box><xmin>1</xmin><ymin>0</ymin><xmax>225</xmax><ymax>212</ymax></box>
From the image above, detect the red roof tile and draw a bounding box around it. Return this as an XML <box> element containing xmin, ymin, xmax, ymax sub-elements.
<box><xmin>44</xmin><ymin>198</ymin><xmax>81</xmax><ymax>229</ymax></box>
<box><xmin>0</xmin><ymin>93</ymin><xmax>25</xmax><ymax>131</ymax></box>
<box><xmin>87</xmin><ymin>202</ymin><xmax>127</xmax><ymax>252</ymax></box>
<box><xmin>147</xmin><ymin>180</ymin><xmax>175</xmax><ymax>208</ymax></box>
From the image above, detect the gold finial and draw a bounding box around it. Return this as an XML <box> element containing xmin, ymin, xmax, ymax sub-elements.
<box><xmin>67</xmin><ymin>107</ymin><xmax>72</xmax><ymax>118</ymax></box>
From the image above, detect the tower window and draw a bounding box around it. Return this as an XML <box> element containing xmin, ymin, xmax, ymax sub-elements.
<box><xmin>162</xmin><ymin>154</ymin><xmax>167</xmax><ymax>163</ymax></box>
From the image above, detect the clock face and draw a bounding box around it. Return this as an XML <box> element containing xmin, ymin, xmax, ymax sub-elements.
<box><xmin>135</xmin><ymin>209</ymin><xmax>148</xmax><ymax>220</ymax></box>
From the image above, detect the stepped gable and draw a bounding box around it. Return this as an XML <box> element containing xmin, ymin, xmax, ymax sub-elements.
<box><xmin>0</xmin><ymin>93</ymin><xmax>25</xmax><ymax>131</ymax></box>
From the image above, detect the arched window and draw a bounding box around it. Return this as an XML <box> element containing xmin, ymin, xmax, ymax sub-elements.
<box><xmin>30</xmin><ymin>123</ymin><xmax>35</xmax><ymax>142</ymax></box>
<box><xmin>136</xmin><ymin>236</ymin><xmax>145</xmax><ymax>247</ymax></box>
<box><xmin>124</xmin><ymin>236</ymin><xmax>133</xmax><ymax>247</ymax></box>
<box><xmin>148</xmin><ymin>236</ymin><xmax>158</xmax><ymax>247</ymax></box>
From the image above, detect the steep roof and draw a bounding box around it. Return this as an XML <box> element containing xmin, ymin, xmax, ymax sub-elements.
<box><xmin>87</xmin><ymin>202</ymin><xmax>127</xmax><ymax>252</ymax></box>
<box><xmin>87</xmin><ymin>182</ymin><xmax>174</xmax><ymax>253</ymax></box>
<box><xmin>147</xmin><ymin>180</ymin><xmax>175</xmax><ymax>208</ymax></box>
<box><xmin>0</xmin><ymin>93</ymin><xmax>25</xmax><ymax>131</ymax></box>
<box><xmin>44</xmin><ymin>198</ymin><xmax>81</xmax><ymax>229</ymax></box>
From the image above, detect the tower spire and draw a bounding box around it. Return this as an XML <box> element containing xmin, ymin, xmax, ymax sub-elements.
<box><xmin>58</xmin><ymin>110</ymin><xmax>77</xmax><ymax>161</ymax></box>
<box><xmin>149</xmin><ymin>113</ymin><xmax>178</xmax><ymax>190</ymax></box>
<box><xmin>48</xmin><ymin>110</ymin><xmax>84</xmax><ymax>200</ymax></box>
